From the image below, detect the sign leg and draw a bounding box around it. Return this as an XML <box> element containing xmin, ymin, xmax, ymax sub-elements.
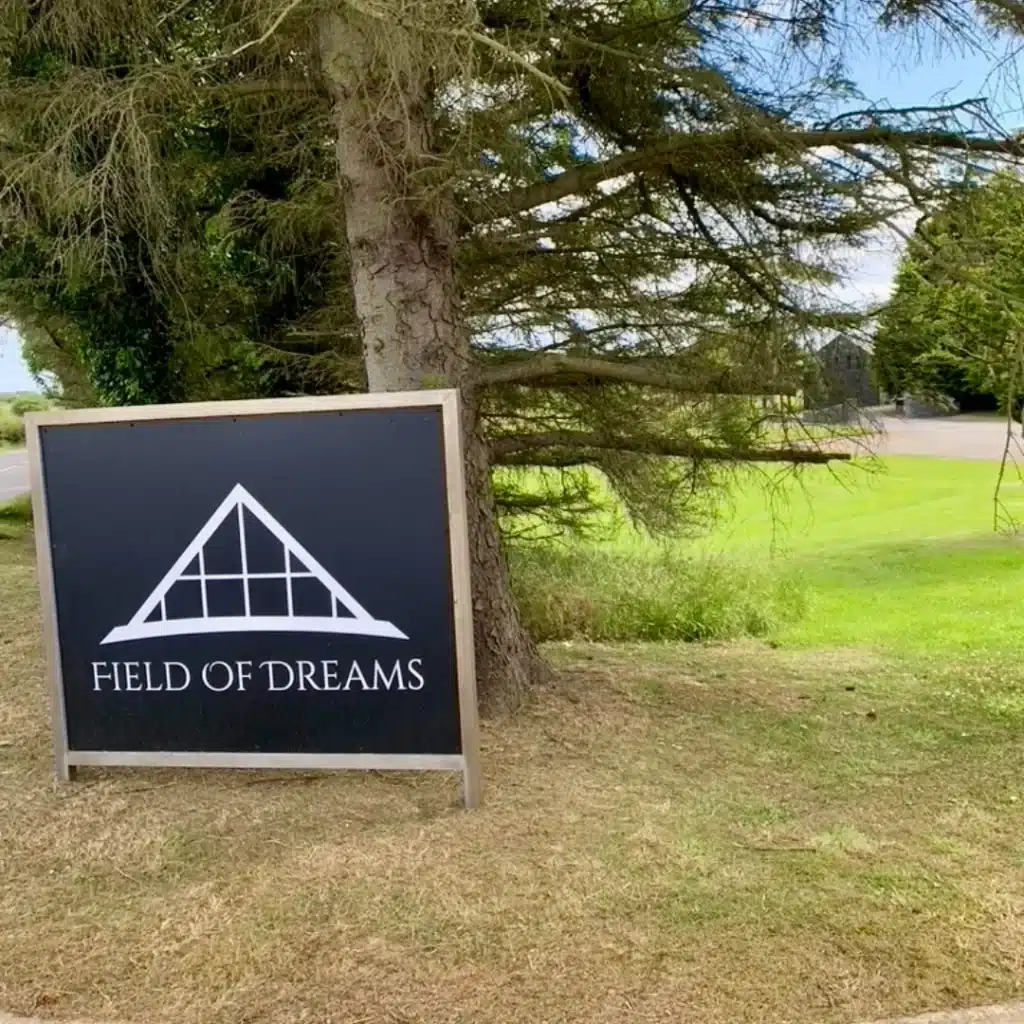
<box><xmin>460</xmin><ymin>757</ymin><xmax>481</xmax><ymax>810</ymax></box>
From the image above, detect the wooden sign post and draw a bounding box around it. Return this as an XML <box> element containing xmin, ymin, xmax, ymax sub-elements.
<box><xmin>26</xmin><ymin>390</ymin><xmax>482</xmax><ymax>808</ymax></box>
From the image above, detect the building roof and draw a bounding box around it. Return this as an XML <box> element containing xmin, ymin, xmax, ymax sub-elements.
<box><xmin>818</xmin><ymin>334</ymin><xmax>873</xmax><ymax>355</ymax></box>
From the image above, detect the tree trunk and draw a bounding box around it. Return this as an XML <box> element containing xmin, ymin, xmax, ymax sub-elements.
<box><xmin>317</xmin><ymin>11</ymin><xmax>545</xmax><ymax>711</ymax></box>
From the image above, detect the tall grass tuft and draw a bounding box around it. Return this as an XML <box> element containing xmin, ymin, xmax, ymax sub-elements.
<box><xmin>509</xmin><ymin>545</ymin><xmax>805</xmax><ymax>643</ymax></box>
<box><xmin>8</xmin><ymin>395</ymin><xmax>49</xmax><ymax>417</ymax></box>
<box><xmin>0</xmin><ymin>494</ymin><xmax>32</xmax><ymax>539</ymax></box>
<box><xmin>0</xmin><ymin>404</ymin><xmax>25</xmax><ymax>446</ymax></box>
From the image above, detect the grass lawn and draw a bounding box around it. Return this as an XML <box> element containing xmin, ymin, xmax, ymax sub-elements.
<box><xmin>596</xmin><ymin>456</ymin><xmax>1024</xmax><ymax>657</ymax></box>
<box><xmin>725</xmin><ymin>457</ymin><xmax>1024</xmax><ymax>656</ymax></box>
<box><xmin>2</xmin><ymin>456</ymin><xmax>1024</xmax><ymax>1023</ymax></box>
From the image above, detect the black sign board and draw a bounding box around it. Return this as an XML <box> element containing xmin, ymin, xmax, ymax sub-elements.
<box><xmin>26</xmin><ymin>392</ymin><xmax>481</xmax><ymax>806</ymax></box>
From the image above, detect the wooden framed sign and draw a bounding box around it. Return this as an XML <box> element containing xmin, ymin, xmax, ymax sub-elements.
<box><xmin>25</xmin><ymin>390</ymin><xmax>481</xmax><ymax>808</ymax></box>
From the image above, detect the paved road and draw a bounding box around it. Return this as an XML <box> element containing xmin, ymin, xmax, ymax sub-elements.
<box><xmin>869</xmin><ymin>415</ymin><xmax>1020</xmax><ymax>461</ymax></box>
<box><xmin>0</xmin><ymin>449</ymin><xmax>28</xmax><ymax>502</ymax></box>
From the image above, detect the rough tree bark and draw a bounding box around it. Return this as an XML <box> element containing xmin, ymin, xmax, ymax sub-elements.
<box><xmin>317</xmin><ymin>11</ymin><xmax>546</xmax><ymax>711</ymax></box>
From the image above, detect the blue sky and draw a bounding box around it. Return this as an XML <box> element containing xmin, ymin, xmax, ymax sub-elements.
<box><xmin>1</xmin><ymin>25</ymin><xmax>1021</xmax><ymax>392</ymax></box>
<box><xmin>849</xmin><ymin>27</ymin><xmax>1023</xmax><ymax>121</ymax></box>
<box><xmin>828</xmin><ymin>30</ymin><xmax>1023</xmax><ymax>309</ymax></box>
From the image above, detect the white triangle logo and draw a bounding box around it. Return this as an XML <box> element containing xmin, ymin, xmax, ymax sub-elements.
<box><xmin>101</xmin><ymin>484</ymin><xmax>407</xmax><ymax>644</ymax></box>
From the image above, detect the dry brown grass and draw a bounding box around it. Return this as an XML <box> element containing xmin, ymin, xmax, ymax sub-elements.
<box><xmin>2</xmin><ymin>537</ymin><xmax>1024</xmax><ymax>1024</ymax></box>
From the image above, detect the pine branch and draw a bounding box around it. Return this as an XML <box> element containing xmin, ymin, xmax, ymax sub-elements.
<box><xmin>818</xmin><ymin>98</ymin><xmax>994</xmax><ymax>131</ymax></box>
<box><xmin>209</xmin><ymin>78</ymin><xmax>325</xmax><ymax>97</ymax></box>
<box><xmin>473</xmin><ymin>127</ymin><xmax>1024</xmax><ymax>224</ymax></box>
<box><xmin>491</xmin><ymin>431</ymin><xmax>850</xmax><ymax>464</ymax></box>
<box><xmin>674</xmin><ymin>181</ymin><xmax>794</xmax><ymax>312</ymax></box>
<box><xmin>479</xmin><ymin>353</ymin><xmax>794</xmax><ymax>395</ymax></box>
<box><xmin>225</xmin><ymin>0</ymin><xmax>306</xmax><ymax>59</ymax></box>
<box><xmin>963</xmin><ymin>0</ymin><xmax>1024</xmax><ymax>30</ymax></box>
<box><xmin>156</xmin><ymin>0</ymin><xmax>197</xmax><ymax>27</ymax></box>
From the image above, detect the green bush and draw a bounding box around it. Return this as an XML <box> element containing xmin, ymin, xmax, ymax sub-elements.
<box><xmin>509</xmin><ymin>545</ymin><xmax>806</xmax><ymax>643</ymax></box>
<box><xmin>0</xmin><ymin>405</ymin><xmax>25</xmax><ymax>446</ymax></box>
<box><xmin>0</xmin><ymin>494</ymin><xmax>32</xmax><ymax>539</ymax></box>
<box><xmin>0</xmin><ymin>494</ymin><xmax>31</xmax><ymax>523</ymax></box>
<box><xmin>9</xmin><ymin>394</ymin><xmax>49</xmax><ymax>417</ymax></box>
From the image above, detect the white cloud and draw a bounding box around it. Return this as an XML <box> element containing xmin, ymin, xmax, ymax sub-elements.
<box><xmin>0</xmin><ymin>328</ymin><xmax>40</xmax><ymax>394</ymax></box>
<box><xmin>824</xmin><ymin>203</ymin><xmax>922</xmax><ymax>312</ymax></box>
<box><xmin>829</xmin><ymin>236</ymin><xmax>902</xmax><ymax>309</ymax></box>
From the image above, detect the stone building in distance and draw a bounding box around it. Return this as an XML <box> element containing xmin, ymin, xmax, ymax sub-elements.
<box><xmin>812</xmin><ymin>334</ymin><xmax>879</xmax><ymax>408</ymax></box>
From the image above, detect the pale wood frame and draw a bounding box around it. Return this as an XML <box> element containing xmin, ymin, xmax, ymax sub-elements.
<box><xmin>24</xmin><ymin>390</ymin><xmax>483</xmax><ymax>808</ymax></box>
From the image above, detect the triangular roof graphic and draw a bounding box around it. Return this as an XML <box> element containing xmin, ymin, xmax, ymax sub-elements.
<box><xmin>101</xmin><ymin>484</ymin><xmax>407</xmax><ymax>644</ymax></box>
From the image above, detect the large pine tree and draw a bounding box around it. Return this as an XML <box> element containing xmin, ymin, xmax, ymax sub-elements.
<box><xmin>1</xmin><ymin>0</ymin><xmax>1021</xmax><ymax>706</ymax></box>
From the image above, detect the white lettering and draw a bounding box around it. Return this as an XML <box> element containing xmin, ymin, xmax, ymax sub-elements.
<box><xmin>406</xmin><ymin>658</ymin><xmax>425</xmax><ymax>691</ymax></box>
<box><xmin>235</xmin><ymin>660</ymin><xmax>253</xmax><ymax>693</ymax></box>
<box><xmin>262</xmin><ymin>660</ymin><xmax>295</xmax><ymax>692</ymax></box>
<box><xmin>164</xmin><ymin>662</ymin><xmax>190</xmax><ymax>691</ymax></box>
<box><xmin>297</xmin><ymin>660</ymin><xmax>321</xmax><ymax>692</ymax></box>
<box><xmin>91</xmin><ymin>661</ymin><xmax>114</xmax><ymax>692</ymax></box>
<box><xmin>321</xmin><ymin>660</ymin><xmax>340</xmax><ymax>691</ymax></box>
<box><xmin>373</xmin><ymin>660</ymin><xmax>405</xmax><ymax>691</ymax></box>
<box><xmin>123</xmin><ymin>661</ymin><xmax>143</xmax><ymax>692</ymax></box>
<box><xmin>344</xmin><ymin>661</ymin><xmax>369</xmax><ymax>691</ymax></box>
<box><xmin>85</xmin><ymin>659</ymin><xmax>426</xmax><ymax>695</ymax></box>
<box><xmin>202</xmin><ymin>660</ymin><xmax>234</xmax><ymax>692</ymax></box>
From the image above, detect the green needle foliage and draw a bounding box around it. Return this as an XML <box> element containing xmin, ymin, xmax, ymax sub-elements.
<box><xmin>876</xmin><ymin>171</ymin><xmax>1024</xmax><ymax>414</ymax></box>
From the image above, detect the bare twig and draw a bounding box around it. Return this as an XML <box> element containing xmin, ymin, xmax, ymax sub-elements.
<box><xmin>995</xmin><ymin>327</ymin><xmax>1024</xmax><ymax>532</ymax></box>
<box><xmin>156</xmin><ymin>0</ymin><xmax>197</xmax><ymax>27</ymax></box>
<box><xmin>437</xmin><ymin>27</ymin><xmax>569</xmax><ymax>102</ymax></box>
<box><xmin>734</xmin><ymin>843</ymin><xmax>818</xmax><ymax>852</ymax></box>
<box><xmin>226</xmin><ymin>0</ymin><xmax>306</xmax><ymax>60</ymax></box>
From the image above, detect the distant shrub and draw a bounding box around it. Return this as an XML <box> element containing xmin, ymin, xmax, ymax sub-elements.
<box><xmin>9</xmin><ymin>395</ymin><xmax>50</xmax><ymax>417</ymax></box>
<box><xmin>0</xmin><ymin>494</ymin><xmax>31</xmax><ymax>523</ymax></box>
<box><xmin>0</xmin><ymin>406</ymin><xmax>25</xmax><ymax>446</ymax></box>
<box><xmin>509</xmin><ymin>545</ymin><xmax>805</xmax><ymax>643</ymax></box>
<box><xmin>0</xmin><ymin>494</ymin><xmax>32</xmax><ymax>539</ymax></box>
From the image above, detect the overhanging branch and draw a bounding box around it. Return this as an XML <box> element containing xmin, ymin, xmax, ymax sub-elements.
<box><xmin>474</xmin><ymin>127</ymin><xmax>1024</xmax><ymax>224</ymax></box>
<box><xmin>205</xmin><ymin>77</ymin><xmax>326</xmax><ymax>98</ymax></box>
<box><xmin>479</xmin><ymin>353</ymin><xmax>795</xmax><ymax>395</ymax></box>
<box><xmin>492</xmin><ymin>431</ymin><xmax>850</xmax><ymax>464</ymax></box>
